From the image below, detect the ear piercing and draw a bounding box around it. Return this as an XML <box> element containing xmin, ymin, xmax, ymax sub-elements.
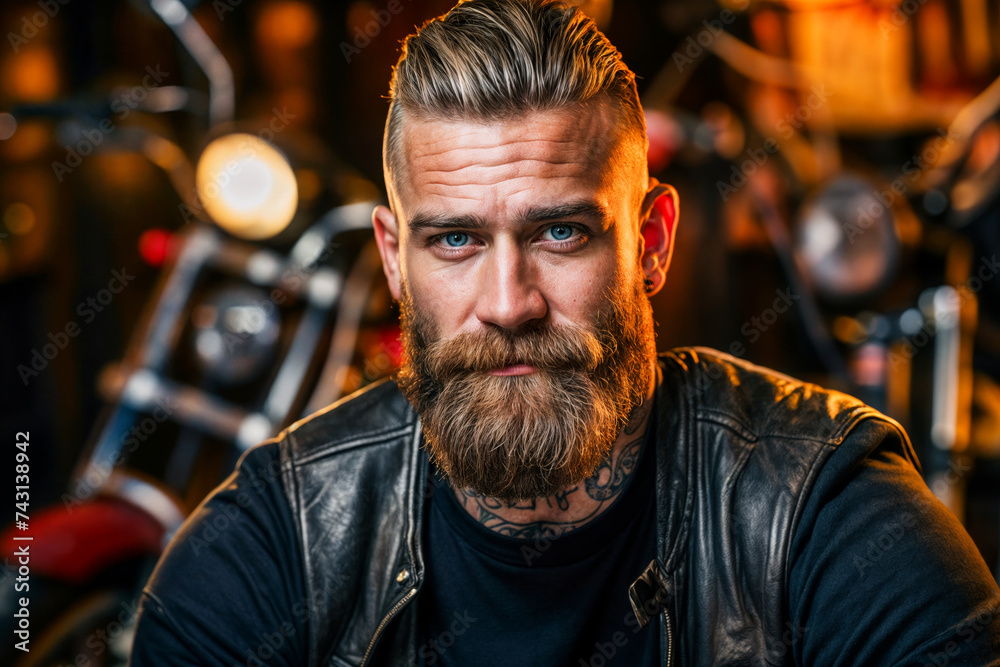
<box><xmin>644</xmin><ymin>278</ymin><xmax>654</xmax><ymax>293</ymax></box>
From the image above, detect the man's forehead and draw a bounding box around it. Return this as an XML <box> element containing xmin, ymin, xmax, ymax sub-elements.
<box><xmin>404</xmin><ymin>104</ymin><xmax>615</xmax><ymax>156</ymax></box>
<box><xmin>393</xmin><ymin>102</ymin><xmax>638</xmax><ymax>221</ymax></box>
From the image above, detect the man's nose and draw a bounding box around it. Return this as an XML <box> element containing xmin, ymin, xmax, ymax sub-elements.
<box><xmin>474</xmin><ymin>245</ymin><xmax>547</xmax><ymax>329</ymax></box>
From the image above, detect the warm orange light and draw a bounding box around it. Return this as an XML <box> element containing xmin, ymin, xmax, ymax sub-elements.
<box><xmin>4</xmin><ymin>203</ymin><xmax>35</xmax><ymax>236</ymax></box>
<box><xmin>255</xmin><ymin>1</ymin><xmax>318</xmax><ymax>49</ymax></box>
<box><xmin>568</xmin><ymin>0</ymin><xmax>613</xmax><ymax>29</ymax></box>
<box><xmin>2</xmin><ymin>47</ymin><xmax>59</xmax><ymax>101</ymax></box>
<box><xmin>195</xmin><ymin>133</ymin><xmax>298</xmax><ymax>240</ymax></box>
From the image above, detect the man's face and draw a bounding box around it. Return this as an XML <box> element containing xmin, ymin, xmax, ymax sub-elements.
<box><xmin>373</xmin><ymin>101</ymin><xmax>671</xmax><ymax>501</ymax></box>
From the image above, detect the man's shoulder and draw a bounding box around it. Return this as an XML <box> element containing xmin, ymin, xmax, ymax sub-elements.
<box><xmin>273</xmin><ymin>376</ymin><xmax>417</xmax><ymax>464</ymax></box>
<box><xmin>659</xmin><ymin>345</ymin><xmax>894</xmax><ymax>448</ymax></box>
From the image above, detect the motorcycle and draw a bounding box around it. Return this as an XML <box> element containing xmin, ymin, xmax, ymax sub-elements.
<box><xmin>0</xmin><ymin>1</ymin><xmax>399</xmax><ymax>664</ymax></box>
<box><xmin>642</xmin><ymin>0</ymin><xmax>1000</xmax><ymax>578</ymax></box>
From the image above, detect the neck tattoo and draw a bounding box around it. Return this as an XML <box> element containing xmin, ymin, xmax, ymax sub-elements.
<box><xmin>451</xmin><ymin>397</ymin><xmax>653</xmax><ymax>539</ymax></box>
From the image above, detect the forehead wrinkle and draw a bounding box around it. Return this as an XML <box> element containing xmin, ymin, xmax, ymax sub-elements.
<box><xmin>406</xmin><ymin>109</ymin><xmax>614</xmax><ymax>166</ymax></box>
<box><xmin>408</xmin><ymin>111</ymin><xmax>601</xmax><ymax>148</ymax></box>
<box><xmin>420</xmin><ymin>167</ymin><xmax>593</xmax><ymax>190</ymax></box>
<box><xmin>417</xmin><ymin>130</ymin><xmax>498</xmax><ymax>148</ymax></box>
<box><xmin>411</xmin><ymin>141</ymin><xmax>594</xmax><ymax>171</ymax></box>
<box><xmin>413</xmin><ymin>136</ymin><xmax>580</xmax><ymax>154</ymax></box>
<box><xmin>395</xmin><ymin>104</ymin><xmax>631</xmax><ymax>214</ymax></box>
<box><xmin>421</xmin><ymin>158</ymin><xmax>590</xmax><ymax>176</ymax></box>
<box><xmin>415</xmin><ymin>190</ymin><xmax>482</xmax><ymax>202</ymax></box>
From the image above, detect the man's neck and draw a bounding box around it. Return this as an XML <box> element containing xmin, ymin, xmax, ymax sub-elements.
<box><xmin>451</xmin><ymin>360</ymin><xmax>657</xmax><ymax>538</ymax></box>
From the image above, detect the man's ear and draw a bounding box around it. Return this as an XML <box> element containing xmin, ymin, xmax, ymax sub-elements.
<box><xmin>638</xmin><ymin>179</ymin><xmax>679</xmax><ymax>296</ymax></box>
<box><xmin>372</xmin><ymin>205</ymin><xmax>402</xmax><ymax>300</ymax></box>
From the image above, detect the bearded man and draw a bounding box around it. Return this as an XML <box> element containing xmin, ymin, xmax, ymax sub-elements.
<box><xmin>130</xmin><ymin>1</ymin><xmax>1000</xmax><ymax>665</ymax></box>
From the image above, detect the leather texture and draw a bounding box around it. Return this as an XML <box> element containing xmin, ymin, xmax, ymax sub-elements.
<box><xmin>273</xmin><ymin>346</ymin><xmax>916</xmax><ymax>666</ymax></box>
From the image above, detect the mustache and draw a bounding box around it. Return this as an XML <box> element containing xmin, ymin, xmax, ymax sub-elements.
<box><xmin>395</xmin><ymin>273</ymin><xmax>656</xmax><ymax>502</ymax></box>
<box><xmin>415</xmin><ymin>323</ymin><xmax>607</xmax><ymax>379</ymax></box>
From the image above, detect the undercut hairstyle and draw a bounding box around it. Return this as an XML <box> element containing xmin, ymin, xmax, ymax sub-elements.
<box><xmin>382</xmin><ymin>0</ymin><xmax>647</xmax><ymax>201</ymax></box>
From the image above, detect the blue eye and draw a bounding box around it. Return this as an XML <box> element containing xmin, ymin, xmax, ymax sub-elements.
<box><xmin>442</xmin><ymin>232</ymin><xmax>470</xmax><ymax>247</ymax></box>
<box><xmin>544</xmin><ymin>225</ymin><xmax>577</xmax><ymax>241</ymax></box>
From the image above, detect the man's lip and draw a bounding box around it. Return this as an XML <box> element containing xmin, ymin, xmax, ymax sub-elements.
<box><xmin>487</xmin><ymin>363</ymin><xmax>536</xmax><ymax>376</ymax></box>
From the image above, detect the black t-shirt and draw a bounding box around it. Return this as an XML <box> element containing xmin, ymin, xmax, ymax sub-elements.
<box><xmin>130</xmin><ymin>417</ymin><xmax>1000</xmax><ymax>666</ymax></box>
<box><xmin>415</xmin><ymin>420</ymin><xmax>659</xmax><ymax>667</ymax></box>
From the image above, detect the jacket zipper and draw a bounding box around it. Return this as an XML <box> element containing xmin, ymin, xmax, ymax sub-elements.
<box><xmin>663</xmin><ymin>606</ymin><xmax>673</xmax><ymax>667</ymax></box>
<box><xmin>359</xmin><ymin>587</ymin><xmax>417</xmax><ymax>667</ymax></box>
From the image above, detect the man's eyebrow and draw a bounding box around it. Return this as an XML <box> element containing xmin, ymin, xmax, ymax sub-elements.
<box><xmin>407</xmin><ymin>212</ymin><xmax>487</xmax><ymax>234</ymax></box>
<box><xmin>520</xmin><ymin>201</ymin><xmax>610</xmax><ymax>225</ymax></box>
<box><xmin>406</xmin><ymin>201</ymin><xmax>610</xmax><ymax>234</ymax></box>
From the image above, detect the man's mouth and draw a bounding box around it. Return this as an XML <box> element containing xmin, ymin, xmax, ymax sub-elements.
<box><xmin>487</xmin><ymin>363</ymin><xmax>536</xmax><ymax>376</ymax></box>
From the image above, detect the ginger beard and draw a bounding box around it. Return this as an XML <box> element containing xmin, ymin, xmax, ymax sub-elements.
<box><xmin>396</xmin><ymin>266</ymin><xmax>656</xmax><ymax>503</ymax></box>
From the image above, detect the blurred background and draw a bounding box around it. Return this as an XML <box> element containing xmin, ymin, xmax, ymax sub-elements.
<box><xmin>1</xmin><ymin>0</ymin><xmax>1000</xmax><ymax>663</ymax></box>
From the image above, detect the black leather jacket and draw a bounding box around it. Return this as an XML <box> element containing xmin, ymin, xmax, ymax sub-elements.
<box><xmin>275</xmin><ymin>347</ymin><xmax>917</xmax><ymax>667</ymax></box>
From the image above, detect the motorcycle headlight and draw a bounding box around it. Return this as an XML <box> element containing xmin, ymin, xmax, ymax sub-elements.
<box><xmin>794</xmin><ymin>174</ymin><xmax>900</xmax><ymax>304</ymax></box>
<box><xmin>195</xmin><ymin>133</ymin><xmax>298</xmax><ymax>240</ymax></box>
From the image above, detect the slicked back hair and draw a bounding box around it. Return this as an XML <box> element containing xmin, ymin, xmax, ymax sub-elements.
<box><xmin>382</xmin><ymin>0</ymin><xmax>647</xmax><ymax>203</ymax></box>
